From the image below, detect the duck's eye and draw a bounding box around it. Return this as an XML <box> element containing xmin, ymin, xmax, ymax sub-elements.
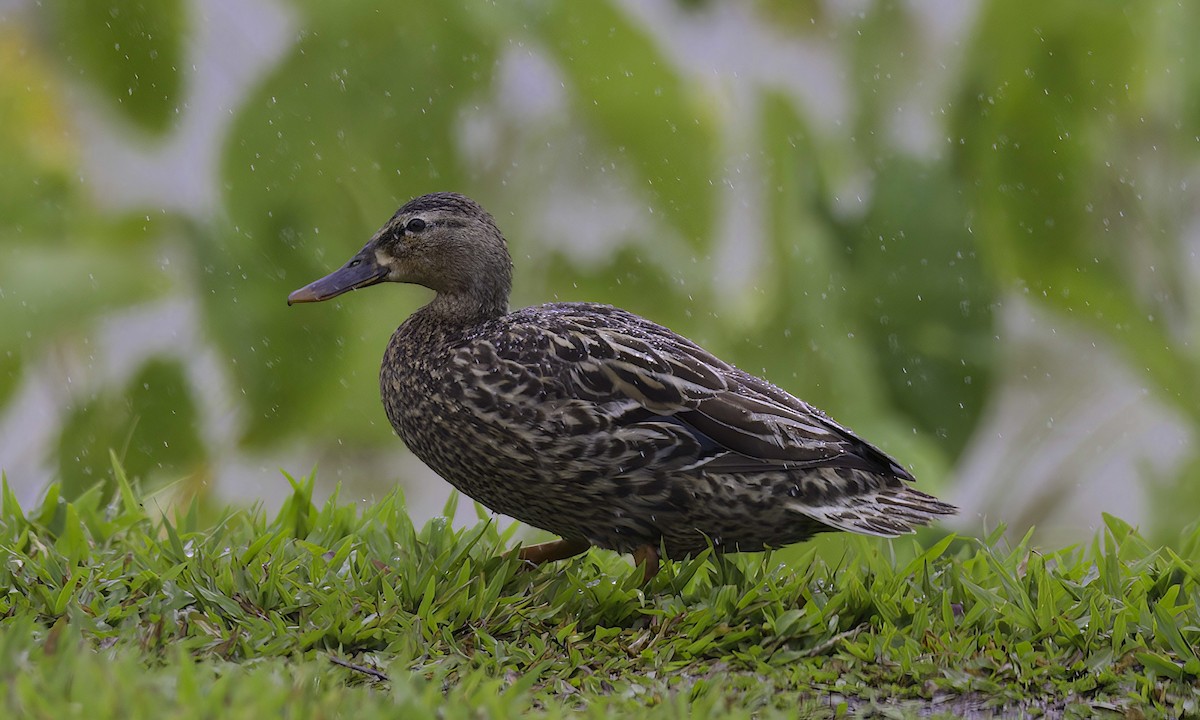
<box><xmin>405</xmin><ymin>218</ymin><xmax>427</xmax><ymax>233</ymax></box>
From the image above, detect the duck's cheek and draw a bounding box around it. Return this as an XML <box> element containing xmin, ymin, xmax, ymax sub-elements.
<box><xmin>380</xmin><ymin>254</ymin><xmax>445</xmax><ymax>290</ymax></box>
<box><xmin>375</xmin><ymin>252</ymin><xmax>413</xmax><ymax>283</ymax></box>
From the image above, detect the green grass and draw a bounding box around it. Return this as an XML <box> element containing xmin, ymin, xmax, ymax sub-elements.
<box><xmin>2</xmin><ymin>459</ymin><xmax>1199</xmax><ymax>718</ymax></box>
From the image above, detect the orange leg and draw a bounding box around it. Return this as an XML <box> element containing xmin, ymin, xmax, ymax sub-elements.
<box><xmin>515</xmin><ymin>537</ymin><xmax>591</xmax><ymax>566</ymax></box>
<box><xmin>632</xmin><ymin>544</ymin><xmax>661</xmax><ymax>584</ymax></box>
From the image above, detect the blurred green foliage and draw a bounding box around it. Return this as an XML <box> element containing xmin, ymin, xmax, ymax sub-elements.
<box><xmin>43</xmin><ymin>0</ymin><xmax>186</xmax><ymax>134</ymax></box>
<box><xmin>57</xmin><ymin>358</ymin><xmax>203</xmax><ymax>500</ymax></box>
<box><xmin>957</xmin><ymin>0</ymin><xmax>1200</xmax><ymax>421</ymax></box>
<box><xmin>1</xmin><ymin>0</ymin><xmax>1198</xmax><ymax>533</ymax></box>
<box><xmin>532</xmin><ymin>1</ymin><xmax>719</xmax><ymax>245</ymax></box>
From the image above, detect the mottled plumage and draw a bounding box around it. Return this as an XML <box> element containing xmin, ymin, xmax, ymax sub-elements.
<box><xmin>289</xmin><ymin>192</ymin><xmax>956</xmax><ymax>577</ymax></box>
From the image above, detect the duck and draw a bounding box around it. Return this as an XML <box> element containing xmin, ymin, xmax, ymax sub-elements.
<box><xmin>288</xmin><ymin>192</ymin><xmax>957</xmax><ymax>582</ymax></box>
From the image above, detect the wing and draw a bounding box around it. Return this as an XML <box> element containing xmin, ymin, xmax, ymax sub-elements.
<box><xmin>478</xmin><ymin>303</ymin><xmax>912</xmax><ymax>482</ymax></box>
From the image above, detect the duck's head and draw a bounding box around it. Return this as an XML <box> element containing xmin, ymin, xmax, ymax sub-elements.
<box><xmin>287</xmin><ymin>192</ymin><xmax>513</xmax><ymax>320</ymax></box>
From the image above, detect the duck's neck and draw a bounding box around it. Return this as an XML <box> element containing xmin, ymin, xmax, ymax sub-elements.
<box><xmin>421</xmin><ymin>290</ymin><xmax>509</xmax><ymax>326</ymax></box>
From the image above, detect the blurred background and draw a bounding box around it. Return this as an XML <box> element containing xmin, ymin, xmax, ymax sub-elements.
<box><xmin>2</xmin><ymin>0</ymin><xmax>1198</xmax><ymax>547</ymax></box>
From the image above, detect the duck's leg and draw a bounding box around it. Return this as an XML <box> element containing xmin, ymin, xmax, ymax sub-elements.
<box><xmin>632</xmin><ymin>544</ymin><xmax>660</xmax><ymax>584</ymax></box>
<box><xmin>516</xmin><ymin>537</ymin><xmax>590</xmax><ymax>566</ymax></box>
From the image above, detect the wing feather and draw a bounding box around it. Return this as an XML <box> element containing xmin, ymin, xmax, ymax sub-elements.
<box><xmin>488</xmin><ymin>303</ymin><xmax>910</xmax><ymax>482</ymax></box>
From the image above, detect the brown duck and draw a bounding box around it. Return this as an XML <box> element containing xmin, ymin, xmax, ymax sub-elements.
<box><xmin>288</xmin><ymin>192</ymin><xmax>956</xmax><ymax>581</ymax></box>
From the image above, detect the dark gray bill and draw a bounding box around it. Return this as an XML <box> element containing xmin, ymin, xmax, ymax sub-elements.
<box><xmin>287</xmin><ymin>251</ymin><xmax>388</xmax><ymax>305</ymax></box>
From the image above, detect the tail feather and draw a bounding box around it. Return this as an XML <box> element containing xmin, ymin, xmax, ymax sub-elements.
<box><xmin>789</xmin><ymin>486</ymin><xmax>957</xmax><ymax>538</ymax></box>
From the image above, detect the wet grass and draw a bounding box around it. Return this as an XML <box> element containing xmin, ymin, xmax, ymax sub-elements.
<box><xmin>2</xmin><ymin>458</ymin><xmax>1199</xmax><ymax>718</ymax></box>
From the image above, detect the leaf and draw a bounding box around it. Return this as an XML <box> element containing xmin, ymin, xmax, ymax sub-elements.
<box><xmin>0</xmin><ymin>27</ymin><xmax>79</xmax><ymax>236</ymax></box>
<box><xmin>1</xmin><ymin>244</ymin><xmax>169</xmax><ymax>353</ymax></box>
<box><xmin>121</xmin><ymin>358</ymin><xmax>206</xmax><ymax>486</ymax></box>
<box><xmin>42</xmin><ymin>0</ymin><xmax>186</xmax><ymax>134</ymax></box>
<box><xmin>901</xmin><ymin>532</ymin><xmax>957</xmax><ymax>578</ymax></box>
<box><xmin>530</xmin><ymin>0</ymin><xmax>717</xmax><ymax>247</ymax></box>
<box><xmin>1136</xmin><ymin>651</ymin><xmax>1184</xmax><ymax>680</ymax></box>
<box><xmin>756</xmin><ymin>92</ymin><xmax>877</xmax><ymax>417</ymax></box>
<box><xmin>1103</xmin><ymin>513</ymin><xmax>1135</xmax><ymax>545</ymax></box>
<box><xmin>55</xmin><ymin>503</ymin><xmax>89</xmax><ymax>567</ymax></box>
<box><xmin>845</xmin><ymin>157</ymin><xmax>998</xmax><ymax>455</ymax></box>
<box><xmin>1</xmin><ymin>474</ymin><xmax>26</xmax><ymax>528</ymax></box>
<box><xmin>954</xmin><ymin>0</ymin><xmax>1200</xmax><ymax>425</ymax></box>
<box><xmin>56</xmin><ymin>357</ymin><xmax>203</xmax><ymax>502</ymax></box>
<box><xmin>1153</xmin><ymin>601</ymin><xmax>1199</xmax><ymax>666</ymax></box>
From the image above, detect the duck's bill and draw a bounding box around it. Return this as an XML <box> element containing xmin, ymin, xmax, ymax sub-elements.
<box><xmin>287</xmin><ymin>253</ymin><xmax>388</xmax><ymax>305</ymax></box>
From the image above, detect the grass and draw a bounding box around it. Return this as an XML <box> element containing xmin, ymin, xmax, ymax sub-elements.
<box><xmin>2</xmin><ymin>458</ymin><xmax>1200</xmax><ymax>718</ymax></box>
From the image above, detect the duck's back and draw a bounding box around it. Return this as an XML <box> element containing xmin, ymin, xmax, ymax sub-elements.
<box><xmin>381</xmin><ymin>301</ymin><xmax>954</xmax><ymax>556</ymax></box>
